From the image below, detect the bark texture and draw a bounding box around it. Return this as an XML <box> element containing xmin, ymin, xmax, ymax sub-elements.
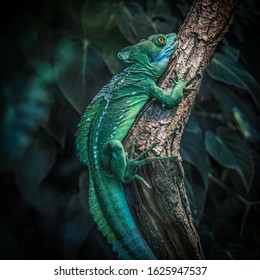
<box><xmin>124</xmin><ymin>0</ymin><xmax>239</xmax><ymax>259</ymax></box>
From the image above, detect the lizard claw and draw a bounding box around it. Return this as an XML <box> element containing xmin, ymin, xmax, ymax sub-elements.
<box><xmin>134</xmin><ymin>142</ymin><xmax>158</xmax><ymax>161</ymax></box>
<box><xmin>123</xmin><ymin>142</ymin><xmax>175</xmax><ymax>186</ymax></box>
<box><xmin>183</xmin><ymin>67</ymin><xmax>191</xmax><ymax>80</ymax></box>
<box><xmin>129</xmin><ymin>140</ymin><xmax>135</xmax><ymax>159</ymax></box>
<box><xmin>169</xmin><ymin>70</ymin><xmax>179</xmax><ymax>84</ymax></box>
<box><xmin>134</xmin><ymin>174</ymin><xmax>152</xmax><ymax>189</ymax></box>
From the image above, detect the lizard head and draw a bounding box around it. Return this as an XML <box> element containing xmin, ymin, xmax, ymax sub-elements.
<box><xmin>118</xmin><ymin>33</ymin><xmax>177</xmax><ymax>78</ymax></box>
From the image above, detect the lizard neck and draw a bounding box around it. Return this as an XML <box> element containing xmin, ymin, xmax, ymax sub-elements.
<box><xmin>124</xmin><ymin>62</ymin><xmax>160</xmax><ymax>82</ymax></box>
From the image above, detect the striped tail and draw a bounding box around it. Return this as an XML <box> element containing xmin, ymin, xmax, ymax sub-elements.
<box><xmin>89</xmin><ymin>178</ymin><xmax>135</xmax><ymax>259</ymax></box>
<box><xmin>113</xmin><ymin>230</ymin><xmax>156</xmax><ymax>260</ymax></box>
<box><xmin>89</xmin><ymin>179</ymin><xmax>156</xmax><ymax>259</ymax></box>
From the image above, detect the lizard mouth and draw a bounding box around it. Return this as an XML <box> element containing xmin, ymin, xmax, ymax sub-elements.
<box><xmin>164</xmin><ymin>42</ymin><xmax>178</xmax><ymax>56</ymax></box>
<box><xmin>153</xmin><ymin>42</ymin><xmax>178</xmax><ymax>63</ymax></box>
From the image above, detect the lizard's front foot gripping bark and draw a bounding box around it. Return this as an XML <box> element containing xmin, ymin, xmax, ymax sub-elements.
<box><xmin>170</xmin><ymin>68</ymin><xmax>197</xmax><ymax>95</ymax></box>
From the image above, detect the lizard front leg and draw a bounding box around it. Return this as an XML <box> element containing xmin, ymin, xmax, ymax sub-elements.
<box><xmin>149</xmin><ymin>69</ymin><xmax>196</xmax><ymax>108</ymax></box>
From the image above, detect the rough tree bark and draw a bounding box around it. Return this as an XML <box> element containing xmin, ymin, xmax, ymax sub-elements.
<box><xmin>124</xmin><ymin>0</ymin><xmax>240</xmax><ymax>259</ymax></box>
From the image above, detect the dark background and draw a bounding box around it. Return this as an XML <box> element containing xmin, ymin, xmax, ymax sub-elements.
<box><xmin>0</xmin><ymin>0</ymin><xmax>259</xmax><ymax>259</ymax></box>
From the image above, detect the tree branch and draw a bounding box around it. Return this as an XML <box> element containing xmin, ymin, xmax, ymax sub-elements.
<box><xmin>124</xmin><ymin>0</ymin><xmax>240</xmax><ymax>259</ymax></box>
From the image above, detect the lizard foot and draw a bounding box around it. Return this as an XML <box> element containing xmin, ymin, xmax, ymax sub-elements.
<box><xmin>170</xmin><ymin>68</ymin><xmax>197</xmax><ymax>94</ymax></box>
<box><xmin>123</xmin><ymin>141</ymin><xmax>175</xmax><ymax>188</ymax></box>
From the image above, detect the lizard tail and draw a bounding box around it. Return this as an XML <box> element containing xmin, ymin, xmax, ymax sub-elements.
<box><xmin>113</xmin><ymin>230</ymin><xmax>156</xmax><ymax>260</ymax></box>
<box><xmin>90</xmin><ymin>182</ymin><xmax>156</xmax><ymax>259</ymax></box>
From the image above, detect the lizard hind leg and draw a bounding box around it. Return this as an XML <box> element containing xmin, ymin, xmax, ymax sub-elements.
<box><xmin>100</xmin><ymin>140</ymin><xmax>127</xmax><ymax>181</ymax></box>
<box><xmin>100</xmin><ymin>140</ymin><xmax>175</xmax><ymax>188</ymax></box>
<box><xmin>123</xmin><ymin>142</ymin><xmax>176</xmax><ymax>187</ymax></box>
<box><xmin>132</xmin><ymin>142</ymin><xmax>176</xmax><ymax>168</ymax></box>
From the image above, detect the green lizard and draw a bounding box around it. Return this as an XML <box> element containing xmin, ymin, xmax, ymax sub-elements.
<box><xmin>76</xmin><ymin>33</ymin><xmax>195</xmax><ymax>259</ymax></box>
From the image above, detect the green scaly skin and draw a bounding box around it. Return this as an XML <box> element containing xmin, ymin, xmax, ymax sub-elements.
<box><xmin>76</xmin><ymin>33</ymin><xmax>195</xmax><ymax>259</ymax></box>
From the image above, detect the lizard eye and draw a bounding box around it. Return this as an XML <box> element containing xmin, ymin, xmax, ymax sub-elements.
<box><xmin>157</xmin><ymin>37</ymin><xmax>165</xmax><ymax>44</ymax></box>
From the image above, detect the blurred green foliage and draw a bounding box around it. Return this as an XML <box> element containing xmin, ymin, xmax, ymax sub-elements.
<box><xmin>0</xmin><ymin>0</ymin><xmax>259</xmax><ymax>259</ymax></box>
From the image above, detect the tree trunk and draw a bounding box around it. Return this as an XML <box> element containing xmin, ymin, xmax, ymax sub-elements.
<box><xmin>124</xmin><ymin>0</ymin><xmax>240</xmax><ymax>259</ymax></box>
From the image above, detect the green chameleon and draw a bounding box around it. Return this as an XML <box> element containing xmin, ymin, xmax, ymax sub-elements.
<box><xmin>76</xmin><ymin>33</ymin><xmax>195</xmax><ymax>259</ymax></box>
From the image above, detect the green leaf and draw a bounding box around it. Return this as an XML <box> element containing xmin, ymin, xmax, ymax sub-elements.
<box><xmin>212</xmin><ymin>85</ymin><xmax>260</xmax><ymax>142</ymax></box>
<box><xmin>200</xmin><ymin>220</ymin><xmax>240</xmax><ymax>245</ymax></box>
<box><xmin>43</xmin><ymin>92</ymin><xmax>80</xmax><ymax>147</ymax></box>
<box><xmin>205</xmin><ymin>127</ymin><xmax>254</xmax><ymax>191</ymax></box>
<box><xmin>181</xmin><ymin>118</ymin><xmax>209</xmax><ymax>223</ymax></box>
<box><xmin>62</xmin><ymin>193</ymin><xmax>93</xmax><ymax>259</ymax></box>
<box><xmin>102</xmin><ymin>40</ymin><xmax>125</xmax><ymax>75</ymax></box>
<box><xmin>127</xmin><ymin>4</ymin><xmax>155</xmax><ymax>40</ymax></box>
<box><xmin>217</xmin><ymin>197</ymin><xmax>243</xmax><ymax>219</ymax></box>
<box><xmin>205</xmin><ymin>131</ymin><xmax>235</xmax><ymax>168</ymax></box>
<box><xmin>232</xmin><ymin>108</ymin><xmax>259</xmax><ymax>141</ymax></box>
<box><xmin>55</xmin><ymin>40</ymin><xmax>111</xmax><ymax>114</ymax></box>
<box><xmin>184</xmin><ymin>176</ymin><xmax>206</xmax><ymax>224</ymax></box>
<box><xmin>210</xmin><ymin>243</ymin><xmax>255</xmax><ymax>260</ymax></box>
<box><xmin>176</xmin><ymin>2</ymin><xmax>191</xmax><ymax>18</ymax></box>
<box><xmin>55</xmin><ymin>39</ymin><xmax>89</xmax><ymax>115</ymax></box>
<box><xmin>0</xmin><ymin>71</ymin><xmax>53</xmax><ymax>170</ymax></box>
<box><xmin>198</xmin><ymin>224</ymin><xmax>216</xmax><ymax>258</ymax></box>
<box><xmin>114</xmin><ymin>4</ymin><xmax>137</xmax><ymax>44</ymax></box>
<box><xmin>222</xmin><ymin>40</ymin><xmax>240</xmax><ymax>61</ymax></box>
<box><xmin>147</xmin><ymin>0</ymin><xmax>178</xmax><ymax>33</ymax></box>
<box><xmin>15</xmin><ymin>138</ymin><xmax>57</xmax><ymax>209</ymax></box>
<box><xmin>208</xmin><ymin>52</ymin><xmax>260</xmax><ymax>110</ymax></box>
<box><xmin>217</xmin><ymin>127</ymin><xmax>254</xmax><ymax>189</ymax></box>
<box><xmin>199</xmin><ymin>220</ymin><xmax>241</xmax><ymax>258</ymax></box>
<box><xmin>81</xmin><ymin>1</ymin><xmax>116</xmax><ymax>39</ymax></box>
<box><xmin>181</xmin><ymin>117</ymin><xmax>208</xmax><ymax>186</ymax></box>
